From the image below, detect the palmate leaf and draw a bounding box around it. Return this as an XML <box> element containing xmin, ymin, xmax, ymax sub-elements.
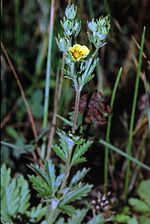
<box><xmin>60</xmin><ymin>183</ymin><xmax>93</xmax><ymax>206</ymax></box>
<box><xmin>70</xmin><ymin>168</ymin><xmax>90</xmax><ymax>187</ymax></box>
<box><xmin>71</xmin><ymin>141</ymin><xmax>92</xmax><ymax>166</ymax></box>
<box><xmin>29</xmin><ymin>175</ymin><xmax>51</xmax><ymax>197</ymax></box>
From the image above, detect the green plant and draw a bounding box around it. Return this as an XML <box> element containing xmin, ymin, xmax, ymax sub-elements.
<box><xmin>0</xmin><ymin>164</ymin><xmax>46</xmax><ymax>223</ymax></box>
<box><xmin>28</xmin><ymin>4</ymin><xmax>110</xmax><ymax>223</ymax></box>
<box><xmin>113</xmin><ymin>179</ymin><xmax>150</xmax><ymax>224</ymax></box>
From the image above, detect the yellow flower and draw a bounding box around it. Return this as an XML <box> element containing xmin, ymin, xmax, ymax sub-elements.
<box><xmin>69</xmin><ymin>44</ymin><xmax>90</xmax><ymax>61</ymax></box>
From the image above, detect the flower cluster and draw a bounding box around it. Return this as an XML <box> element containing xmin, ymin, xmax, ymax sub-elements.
<box><xmin>56</xmin><ymin>4</ymin><xmax>81</xmax><ymax>53</ymax></box>
<box><xmin>56</xmin><ymin>4</ymin><xmax>110</xmax><ymax>92</ymax></box>
<box><xmin>88</xmin><ymin>15</ymin><xmax>110</xmax><ymax>48</ymax></box>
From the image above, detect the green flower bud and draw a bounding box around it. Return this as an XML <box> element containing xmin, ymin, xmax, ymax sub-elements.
<box><xmin>88</xmin><ymin>19</ymin><xmax>97</xmax><ymax>33</ymax></box>
<box><xmin>87</xmin><ymin>15</ymin><xmax>110</xmax><ymax>49</ymax></box>
<box><xmin>56</xmin><ymin>35</ymin><xmax>71</xmax><ymax>52</ymax></box>
<box><xmin>97</xmin><ymin>15</ymin><xmax>110</xmax><ymax>35</ymax></box>
<box><xmin>65</xmin><ymin>4</ymin><xmax>77</xmax><ymax>20</ymax></box>
<box><xmin>61</xmin><ymin>18</ymin><xmax>74</xmax><ymax>36</ymax></box>
<box><xmin>73</xmin><ymin>20</ymin><xmax>81</xmax><ymax>37</ymax></box>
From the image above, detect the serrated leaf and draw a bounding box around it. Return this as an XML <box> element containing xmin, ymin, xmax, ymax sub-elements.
<box><xmin>71</xmin><ymin>141</ymin><xmax>92</xmax><ymax>166</ymax></box>
<box><xmin>60</xmin><ymin>184</ymin><xmax>92</xmax><ymax>205</ymax></box>
<box><xmin>29</xmin><ymin>164</ymin><xmax>51</xmax><ymax>187</ymax></box>
<box><xmin>29</xmin><ymin>175</ymin><xmax>51</xmax><ymax>197</ymax></box>
<box><xmin>6</xmin><ymin>178</ymin><xmax>19</xmax><ymax>216</ymax></box>
<box><xmin>71</xmin><ymin>157</ymin><xmax>87</xmax><ymax>165</ymax></box>
<box><xmin>59</xmin><ymin>204</ymin><xmax>75</xmax><ymax>216</ymax></box>
<box><xmin>17</xmin><ymin>175</ymin><xmax>30</xmax><ymax>214</ymax></box>
<box><xmin>70</xmin><ymin>168</ymin><xmax>90</xmax><ymax>187</ymax></box>
<box><xmin>1</xmin><ymin>164</ymin><xmax>11</xmax><ymax>194</ymax></box>
<box><xmin>45</xmin><ymin>160</ymin><xmax>56</xmax><ymax>196</ymax></box>
<box><xmin>53</xmin><ymin>145</ymin><xmax>67</xmax><ymax>162</ymax></box>
<box><xmin>27</xmin><ymin>203</ymin><xmax>46</xmax><ymax>222</ymax></box>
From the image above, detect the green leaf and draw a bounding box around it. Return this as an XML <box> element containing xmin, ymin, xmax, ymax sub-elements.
<box><xmin>128</xmin><ymin>198</ymin><xmax>150</xmax><ymax>213</ymax></box>
<box><xmin>59</xmin><ymin>204</ymin><xmax>75</xmax><ymax>216</ymax></box>
<box><xmin>114</xmin><ymin>214</ymin><xmax>131</xmax><ymax>223</ymax></box>
<box><xmin>56</xmin><ymin>113</ymin><xmax>73</xmax><ymax>127</ymax></box>
<box><xmin>6</xmin><ymin>179</ymin><xmax>19</xmax><ymax>216</ymax></box>
<box><xmin>71</xmin><ymin>157</ymin><xmax>87</xmax><ymax>165</ymax></box>
<box><xmin>1</xmin><ymin>165</ymin><xmax>31</xmax><ymax>221</ymax></box>
<box><xmin>54</xmin><ymin>174</ymin><xmax>65</xmax><ymax>192</ymax></box>
<box><xmin>56</xmin><ymin>218</ymin><xmax>65</xmax><ymax>224</ymax></box>
<box><xmin>45</xmin><ymin>160</ymin><xmax>56</xmax><ymax>196</ymax></box>
<box><xmin>29</xmin><ymin>175</ymin><xmax>51</xmax><ymax>197</ymax></box>
<box><xmin>136</xmin><ymin>179</ymin><xmax>150</xmax><ymax>206</ymax></box>
<box><xmin>53</xmin><ymin>145</ymin><xmax>66</xmax><ymax>162</ymax></box>
<box><xmin>71</xmin><ymin>141</ymin><xmax>92</xmax><ymax>166</ymax></box>
<box><xmin>67</xmin><ymin>209</ymin><xmax>88</xmax><ymax>224</ymax></box>
<box><xmin>88</xmin><ymin>214</ymin><xmax>105</xmax><ymax>224</ymax></box>
<box><xmin>127</xmin><ymin>217</ymin><xmax>138</xmax><ymax>224</ymax></box>
<box><xmin>29</xmin><ymin>164</ymin><xmax>51</xmax><ymax>187</ymax></box>
<box><xmin>60</xmin><ymin>184</ymin><xmax>92</xmax><ymax>205</ymax></box>
<box><xmin>27</xmin><ymin>203</ymin><xmax>47</xmax><ymax>222</ymax></box>
<box><xmin>1</xmin><ymin>164</ymin><xmax>11</xmax><ymax>193</ymax></box>
<box><xmin>17</xmin><ymin>175</ymin><xmax>30</xmax><ymax>214</ymax></box>
<box><xmin>70</xmin><ymin>168</ymin><xmax>90</xmax><ymax>187</ymax></box>
<box><xmin>139</xmin><ymin>216</ymin><xmax>150</xmax><ymax>224</ymax></box>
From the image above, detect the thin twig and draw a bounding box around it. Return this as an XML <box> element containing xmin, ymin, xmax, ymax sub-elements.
<box><xmin>1</xmin><ymin>101</ymin><xmax>18</xmax><ymax>129</ymax></box>
<box><xmin>1</xmin><ymin>42</ymin><xmax>40</xmax><ymax>163</ymax></box>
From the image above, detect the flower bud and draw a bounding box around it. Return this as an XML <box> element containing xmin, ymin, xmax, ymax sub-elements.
<box><xmin>65</xmin><ymin>4</ymin><xmax>77</xmax><ymax>20</ymax></box>
<box><xmin>56</xmin><ymin>36</ymin><xmax>71</xmax><ymax>52</ymax></box>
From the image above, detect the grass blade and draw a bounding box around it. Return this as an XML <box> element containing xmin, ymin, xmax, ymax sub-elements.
<box><xmin>124</xmin><ymin>27</ymin><xmax>146</xmax><ymax>198</ymax></box>
<box><xmin>104</xmin><ymin>67</ymin><xmax>122</xmax><ymax>192</ymax></box>
<box><xmin>100</xmin><ymin>140</ymin><xmax>150</xmax><ymax>172</ymax></box>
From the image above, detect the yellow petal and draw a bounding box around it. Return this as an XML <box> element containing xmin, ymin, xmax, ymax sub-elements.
<box><xmin>69</xmin><ymin>44</ymin><xmax>90</xmax><ymax>61</ymax></box>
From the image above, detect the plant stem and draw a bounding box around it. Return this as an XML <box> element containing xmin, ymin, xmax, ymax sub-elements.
<box><xmin>42</xmin><ymin>0</ymin><xmax>55</xmax><ymax>160</ymax></box>
<box><xmin>124</xmin><ymin>27</ymin><xmax>146</xmax><ymax>199</ymax></box>
<box><xmin>72</xmin><ymin>89</ymin><xmax>81</xmax><ymax>133</ymax></box>
<box><xmin>104</xmin><ymin>67</ymin><xmax>122</xmax><ymax>193</ymax></box>
<box><xmin>59</xmin><ymin>148</ymin><xmax>72</xmax><ymax>192</ymax></box>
